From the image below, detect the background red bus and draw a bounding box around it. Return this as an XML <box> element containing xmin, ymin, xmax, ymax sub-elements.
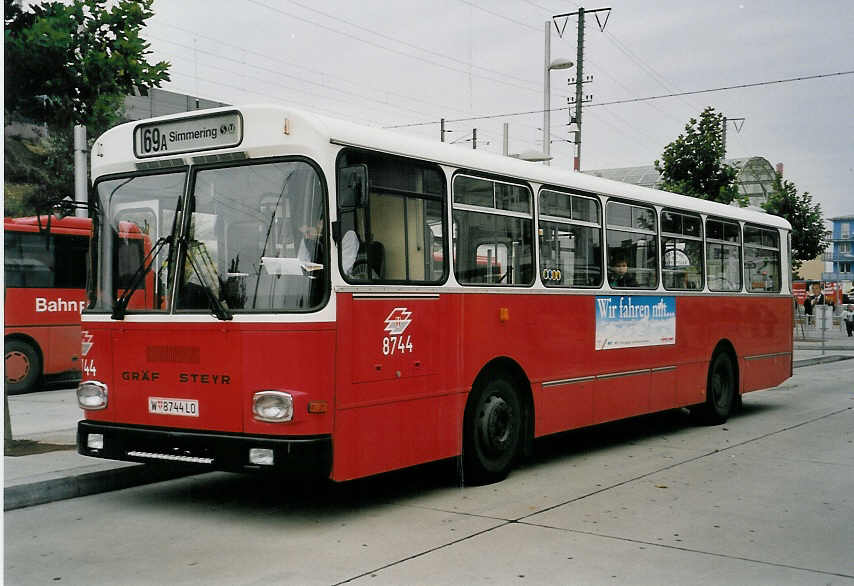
<box><xmin>5</xmin><ymin>215</ymin><xmax>153</xmax><ymax>393</ymax></box>
<box><xmin>4</xmin><ymin>216</ymin><xmax>91</xmax><ymax>393</ymax></box>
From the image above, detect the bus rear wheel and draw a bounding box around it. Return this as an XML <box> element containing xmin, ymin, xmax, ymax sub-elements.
<box><xmin>693</xmin><ymin>351</ymin><xmax>736</xmax><ymax>425</ymax></box>
<box><xmin>463</xmin><ymin>377</ymin><xmax>522</xmax><ymax>485</ymax></box>
<box><xmin>5</xmin><ymin>339</ymin><xmax>42</xmax><ymax>395</ymax></box>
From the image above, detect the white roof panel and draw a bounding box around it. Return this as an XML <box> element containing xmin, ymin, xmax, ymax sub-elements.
<box><xmin>92</xmin><ymin>104</ymin><xmax>791</xmax><ymax>232</ymax></box>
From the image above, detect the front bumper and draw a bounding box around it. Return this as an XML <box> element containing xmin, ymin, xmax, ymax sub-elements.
<box><xmin>78</xmin><ymin>421</ymin><xmax>332</xmax><ymax>476</ymax></box>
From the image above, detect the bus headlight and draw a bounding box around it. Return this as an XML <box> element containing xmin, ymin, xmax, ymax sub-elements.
<box><xmin>77</xmin><ymin>381</ymin><xmax>108</xmax><ymax>410</ymax></box>
<box><xmin>253</xmin><ymin>391</ymin><xmax>294</xmax><ymax>422</ymax></box>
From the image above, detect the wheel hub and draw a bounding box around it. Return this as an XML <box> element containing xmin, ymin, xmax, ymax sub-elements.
<box><xmin>5</xmin><ymin>350</ymin><xmax>31</xmax><ymax>384</ymax></box>
<box><xmin>712</xmin><ymin>368</ymin><xmax>730</xmax><ymax>406</ymax></box>
<box><xmin>479</xmin><ymin>395</ymin><xmax>513</xmax><ymax>456</ymax></box>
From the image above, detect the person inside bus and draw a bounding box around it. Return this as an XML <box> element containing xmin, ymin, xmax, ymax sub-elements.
<box><xmin>340</xmin><ymin>229</ymin><xmax>359</xmax><ymax>276</ymax></box>
<box><xmin>297</xmin><ymin>218</ymin><xmax>325</xmax><ymax>265</ymax></box>
<box><xmin>341</xmin><ymin>231</ymin><xmax>385</xmax><ymax>279</ymax></box>
<box><xmin>335</xmin><ymin>211</ymin><xmax>376</xmax><ymax>278</ymax></box>
<box><xmin>609</xmin><ymin>254</ymin><xmax>638</xmax><ymax>288</ymax></box>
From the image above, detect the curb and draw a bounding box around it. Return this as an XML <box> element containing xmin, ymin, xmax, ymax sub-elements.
<box><xmin>4</xmin><ymin>462</ymin><xmax>199</xmax><ymax>511</ymax></box>
<box><xmin>794</xmin><ymin>345</ymin><xmax>854</xmax><ymax>351</ymax></box>
<box><xmin>793</xmin><ymin>355</ymin><xmax>854</xmax><ymax>369</ymax></box>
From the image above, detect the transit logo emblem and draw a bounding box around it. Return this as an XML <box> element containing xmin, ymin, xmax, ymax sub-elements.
<box><xmin>384</xmin><ymin>308</ymin><xmax>413</xmax><ymax>335</ymax></box>
<box><xmin>81</xmin><ymin>330</ymin><xmax>94</xmax><ymax>357</ymax></box>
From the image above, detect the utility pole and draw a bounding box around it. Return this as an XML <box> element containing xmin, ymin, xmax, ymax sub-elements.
<box><xmin>573</xmin><ymin>7</ymin><xmax>585</xmax><ymax>172</ymax></box>
<box><xmin>440</xmin><ymin>118</ymin><xmax>446</xmax><ymax>142</ymax></box>
<box><xmin>73</xmin><ymin>125</ymin><xmax>88</xmax><ymax>217</ymax></box>
<box><xmin>472</xmin><ymin>128</ymin><xmax>477</xmax><ymax>150</ymax></box>
<box><xmin>553</xmin><ymin>6</ymin><xmax>610</xmax><ymax>171</ymax></box>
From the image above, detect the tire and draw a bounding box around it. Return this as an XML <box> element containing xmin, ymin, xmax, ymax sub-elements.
<box><xmin>693</xmin><ymin>351</ymin><xmax>736</xmax><ymax>425</ymax></box>
<box><xmin>5</xmin><ymin>339</ymin><xmax>42</xmax><ymax>395</ymax></box>
<box><xmin>462</xmin><ymin>377</ymin><xmax>522</xmax><ymax>485</ymax></box>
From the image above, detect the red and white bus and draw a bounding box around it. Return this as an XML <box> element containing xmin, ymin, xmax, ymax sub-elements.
<box><xmin>76</xmin><ymin>105</ymin><xmax>793</xmax><ymax>484</ymax></box>
<box><xmin>4</xmin><ymin>216</ymin><xmax>91</xmax><ymax>393</ymax></box>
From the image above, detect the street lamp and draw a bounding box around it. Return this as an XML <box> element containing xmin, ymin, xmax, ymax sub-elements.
<box><xmin>544</xmin><ymin>21</ymin><xmax>573</xmax><ymax>166</ymax></box>
<box><xmin>510</xmin><ymin>150</ymin><xmax>553</xmax><ymax>162</ymax></box>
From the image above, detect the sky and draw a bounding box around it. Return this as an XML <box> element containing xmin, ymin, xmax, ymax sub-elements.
<box><xmin>144</xmin><ymin>0</ymin><xmax>853</xmax><ymax>219</ymax></box>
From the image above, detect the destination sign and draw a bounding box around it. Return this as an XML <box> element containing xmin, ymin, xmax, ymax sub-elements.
<box><xmin>133</xmin><ymin>111</ymin><xmax>243</xmax><ymax>158</ymax></box>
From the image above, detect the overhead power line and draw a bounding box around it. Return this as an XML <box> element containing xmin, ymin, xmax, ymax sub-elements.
<box><xmin>281</xmin><ymin>0</ymin><xmax>543</xmax><ymax>88</ymax></box>
<box><xmin>385</xmin><ymin>70</ymin><xmax>854</xmax><ymax>128</ymax></box>
<box><xmin>152</xmin><ymin>22</ymin><xmax>471</xmax><ymax>117</ymax></box>
<box><xmin>244</xmin><ymin>0</ymin><xmax>544</xmax><ymax>96</ymax></box>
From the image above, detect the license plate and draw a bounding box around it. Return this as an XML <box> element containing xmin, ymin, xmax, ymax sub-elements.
<box><xmin>148</xmin><ymin>397</ymin><xmax>199</xmax><ymax>417</ymax></box>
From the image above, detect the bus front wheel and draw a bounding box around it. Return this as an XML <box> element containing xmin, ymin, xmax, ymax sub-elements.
<box><xmin>462</xmin><ymin>377</ymin><xmax>522</xmax><ymax>485</ymax></box>
<box><xmin>5</xmin><ymin>339</ymin><xmax>42</xmax><ymax>395</ymax></box>
<box><xmin>693</xmin><ymin>351</ymin><xmax>736</xmax><ymax>425</ymax></box>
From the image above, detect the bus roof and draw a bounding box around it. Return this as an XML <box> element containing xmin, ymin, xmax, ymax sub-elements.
<box><xmin>4</xmin><ymin>215</ymin><xmax>92</xmax><ymax>232</ymax></box>
<box><xmin>92</xmin><ymin>104</ymin><xmax>791</xmax><ymax>231</ymax></box>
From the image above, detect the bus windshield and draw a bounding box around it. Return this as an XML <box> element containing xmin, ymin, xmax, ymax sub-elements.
<box><xmin>91</xmin><ymin>161</ymin><xmax>327</xmax><ymax>315</ymax></box>
<box><xmin>91</xmin><ymin>172</ymin><xmax>185</xmax><ymax>313</ymax></box>
<box><xmin>177</xmin><ymin>160</ymin><xmax>327</xmax><ymax>312</ymax></box>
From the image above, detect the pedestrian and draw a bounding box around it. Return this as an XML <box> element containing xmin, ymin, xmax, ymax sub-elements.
<box><xmin>804</xmin><ymin>282</ymin><xmax>826</xmax><ymax>320</ymax></box>
<box><xmin>843</xmin><ymin>304</ymin><xmax>854</xmax><ymax>338</ymax></box>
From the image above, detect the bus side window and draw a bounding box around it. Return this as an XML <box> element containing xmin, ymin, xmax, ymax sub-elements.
<box><xmin>661</xmin><ymin>210</ymin><xmax>703</xmax><ymax>291</ymax></box>
<box><xmin>453</xmin><ymin>174</ymin><xmax>534</xmax><ymax>286</ymax></box>
<box><xmin>605</xmin><ymin>201</ymin><xmax>658</xmax><ymax>289</ymax></box>
<box><xmin>5</xmin><ymin>232</ymin><xmax>55</xmax><ymax>288</ymax></box>
<box><xmin>538</xmin><ymin>190</ymin><xmax>603</xmax><ymax>288</ymax></box>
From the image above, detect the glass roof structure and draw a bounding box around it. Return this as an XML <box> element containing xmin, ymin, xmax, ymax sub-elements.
<box><xmin>585</xmin><ymin>156</ymin><xmax>778</xmax><ymax>207</ymax></box>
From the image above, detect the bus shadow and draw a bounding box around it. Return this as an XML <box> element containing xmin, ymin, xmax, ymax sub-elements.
<box><xmin>130</xmin><ymin>401</ymin><xmax>781</xmax><ymax>515</ymax></box>
<box><xmin>36</xmin><ymin>374</ymin><xmax>80</xmax><ymax>393</ymax></box>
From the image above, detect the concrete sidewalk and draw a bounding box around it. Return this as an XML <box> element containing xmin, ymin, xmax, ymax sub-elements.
<box><xmin>5</xmin><ymin>343</ymin><xmax>854</xmax><ymax>511</ymax></box>
<box><xmin>3</xmin><ymin>390</ymin><xmax>198</xmax><ymax>511</ymax></box>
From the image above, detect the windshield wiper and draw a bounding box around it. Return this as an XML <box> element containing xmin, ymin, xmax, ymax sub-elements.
<box><xmin>111</xmin><ymin>235</ymin><xmax>172</xmax><ymax>320</ymax></box>
<box><xmin>185</xmin><ymin>240</ymin><xmax>233</xmax><ymax>321</ymax></box>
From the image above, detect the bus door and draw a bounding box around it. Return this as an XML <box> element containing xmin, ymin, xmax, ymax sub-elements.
<box><xmin>333</xmin><ymin>152</ymin><xmax>455</xmax><ymax>480</ymax></box>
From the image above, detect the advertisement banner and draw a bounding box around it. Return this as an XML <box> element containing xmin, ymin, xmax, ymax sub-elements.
<box><xmin>595</xmin><ymin>296</ymin><xmax>676</xmax><ymax>350</ymax></box>
<box><xmin>793</xmin><ymin>281</ymin><xmax>807</xmax><ymax>304</ymax></box>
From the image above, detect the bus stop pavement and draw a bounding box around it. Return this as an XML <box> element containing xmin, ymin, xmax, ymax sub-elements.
<box><xmin>4</xmin><ymin>389</ymin><xmax>197</xmax><ymax>511</ymax></box>
<box><xmin>4</xmin><ymin>342</ymin><xmax>854</xmax><ymax>511</ymax></box>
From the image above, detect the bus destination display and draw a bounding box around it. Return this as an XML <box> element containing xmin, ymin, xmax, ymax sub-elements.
<box><xmin>134</xmin><ymin>111</ymin><xmax>242</xmax><ymax>158</ymax></box>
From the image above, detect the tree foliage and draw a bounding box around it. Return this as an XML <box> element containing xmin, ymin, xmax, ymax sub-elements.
<box><xmin>762</xmin><ymin>174</ymin><xmax>827</xmax><ymax>274</ymax></box>
<box><xmin>654</xmin><ymin>106</ymin><xmax>742</xmax><ymax>205</ymax></box>
<box><xmin>4</xmin><ymin>0</ymin><xmax>170</xmax><ymax>213</ymax></box>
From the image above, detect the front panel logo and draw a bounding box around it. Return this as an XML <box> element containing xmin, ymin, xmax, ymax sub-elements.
<box><xmin>81</xmin><ymin>330</ymin><xmax>94</xmax><ymax>357</ymax></box>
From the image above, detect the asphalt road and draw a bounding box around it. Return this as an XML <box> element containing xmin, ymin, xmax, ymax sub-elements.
<box><xmin>5</xmin><ymin>361</ymin><xmax>854</xmax><ymax>585</ymax></box>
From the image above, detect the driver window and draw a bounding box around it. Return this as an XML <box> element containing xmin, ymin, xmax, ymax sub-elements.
<box><xmin>336</xmin><ymin>149</ymin><xmax>446</xmax><ymax>284</ymax></box>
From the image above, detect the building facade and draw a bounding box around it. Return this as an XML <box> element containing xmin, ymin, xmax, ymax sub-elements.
<box><xmin>122</xmin><ymin>88</ymin><xmax>229</xmax><ymax>122</ymax></box>
<box><xmin>822</xmin><ymin>215</ymin><xmax>854</xmax><ymax>286</ymax></box>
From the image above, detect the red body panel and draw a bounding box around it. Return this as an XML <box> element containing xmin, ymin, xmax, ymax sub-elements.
<box><xmin>81</xmin><ymin>292</ymin><xmax>792</xmax><ymax>482</ymax></box>
<box><xmin>332</xmin><ymin>294</ymin><xmax>464</xmax><ymax>480</ymax></box>
<box><xmin>82</xmin><ymin>322</ymin><xmax>336</xmax><ymax>437</ymax></box>
<box><xmin>4</xmin><ymin>216</ymin><xmax>92</xmax><ymax>379</ymax></box>
<box><xmin>4</xmin><ymin>288</ymin><xmax>88</xmax><ymax>375</ymax></box>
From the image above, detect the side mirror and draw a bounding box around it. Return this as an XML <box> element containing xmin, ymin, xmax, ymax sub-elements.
<box><xmin>53</xmin><ymin>196</ymin><xmax>77</xmax><ymax>220</ymax></box>
<box><xmin>338</xmin><ymin>164</ymin><xmax>368</xmax><ymax>210</ymax></box>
